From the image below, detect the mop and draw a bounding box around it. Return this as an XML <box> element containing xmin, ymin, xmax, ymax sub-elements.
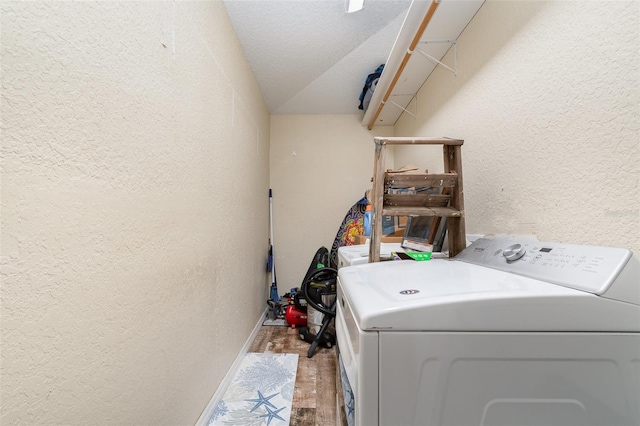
<box><xmin>266</xmin><ymin>189</ymin><xmax>282</xmax><ymax>320</ymax></box>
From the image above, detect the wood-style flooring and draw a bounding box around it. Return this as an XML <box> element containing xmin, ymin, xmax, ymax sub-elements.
<box><xmin>249</xmin><ymin>325</ymin><xmax>346</xmax><ymax>426</ymax></box>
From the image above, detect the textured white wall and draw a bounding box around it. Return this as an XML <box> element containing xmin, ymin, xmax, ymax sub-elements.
<box><xmin>1</xmin><ymin>1</ymin><xmax>269</xmax><ymax>424</ymax></box>
<box><xmin>395</xmin><ymin>0</ymin><xmax>639</xmax><ymax>253</ymax></box>
<box><xmin>270</xmin><ymin>116</ymin><xmax>393</xmax><ymax>292</ymax></box>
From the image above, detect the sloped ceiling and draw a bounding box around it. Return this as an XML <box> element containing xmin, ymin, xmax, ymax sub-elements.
<box><xmin>223</xmin><ymin>0</ymin><xmax>412</xmax><ymax>114</ymax></box>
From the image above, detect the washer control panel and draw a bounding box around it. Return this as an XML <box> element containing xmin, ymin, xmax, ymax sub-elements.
<box><xmin>456</xmin><ymin>237</ymin><xmax>632</xmax><ymax>295</ymax></box>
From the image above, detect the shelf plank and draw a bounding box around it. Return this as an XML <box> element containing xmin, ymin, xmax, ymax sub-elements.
<box><xmin>375</xmin><ymin>137</ymin><xmax>463</xmax><ymax>146</ymax></box>
<box><xmin>384</xmin><ymin>194</ymin><xmax>450</xmax><ymax>208</ymax></box>
<box><xmin>381</xmin><ymin>206</ymin><xmax>463</xmax><ymax>218</ymax></box>
<box><xmin>386</xmin><ymin>172</ymin><xmax>458</xmax><ymax>188</ymax></box>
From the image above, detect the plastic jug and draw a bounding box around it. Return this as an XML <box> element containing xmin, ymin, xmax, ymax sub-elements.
<box><xmin>363</xmin><ymin>205</ymin><xmax>372</xmax><ymax>236</ymax></box>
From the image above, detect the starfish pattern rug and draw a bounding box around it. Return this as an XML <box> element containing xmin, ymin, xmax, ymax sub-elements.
<box><xmin>208</xmin><ymin>353</ymin><xmax>298</xmax><ymax>426</ymax></box>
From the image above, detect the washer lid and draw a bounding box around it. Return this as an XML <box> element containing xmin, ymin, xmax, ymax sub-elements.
<box><xmin>337</xmin><ymin>259</ymin><xmax>640</xmax><ymax>332</ymax></box>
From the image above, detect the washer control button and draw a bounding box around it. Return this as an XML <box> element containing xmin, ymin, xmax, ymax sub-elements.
<box><xmin>503</xmin><ymin>243</ymin><xmax>526</xmax><ymax>262</ymax></box>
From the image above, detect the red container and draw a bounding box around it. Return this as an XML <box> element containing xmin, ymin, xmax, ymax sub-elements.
<box><xmin>285</xmin><ymin>304</ymin><xmax>307</xmax><ymax>328</ymax></box>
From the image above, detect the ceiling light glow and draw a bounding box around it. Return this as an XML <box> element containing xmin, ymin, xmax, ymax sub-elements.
<box><xmin>346</xmin><ymin>0</ymin><xmax>364</xmax><ymax>13</ymax></box>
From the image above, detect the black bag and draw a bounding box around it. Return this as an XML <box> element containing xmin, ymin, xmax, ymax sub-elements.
<box><xmin>358</xmin><ymin>64</ymin><xmax>384</xmax><ymax>111</ymax></box>
<box><xmin>293</xmin><ymin>247</ymin><xmax>331</xmax><ymax>312</ymax></box>
<box><xmin>301</xmin><ymin>247</ymin><xmax>330</xmax><ymax>286</ymax></box>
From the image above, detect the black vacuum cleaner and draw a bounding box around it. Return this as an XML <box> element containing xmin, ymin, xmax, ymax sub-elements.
<box><xmin>297</xmin><ymin>248</ymin><xmax>338</xmax><ymax>358</ymax></box>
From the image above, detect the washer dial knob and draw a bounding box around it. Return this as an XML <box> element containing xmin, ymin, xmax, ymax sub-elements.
<box><xmin>503</xmin><ymin>243</ymin><xmax>526</xmax><ymax>261</ymax></box>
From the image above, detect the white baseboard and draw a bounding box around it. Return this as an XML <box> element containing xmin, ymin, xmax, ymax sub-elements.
<box><xmin>195</xmin><ymin>307</ymin><xmax>268</xmax><ymax>426</ymax></box>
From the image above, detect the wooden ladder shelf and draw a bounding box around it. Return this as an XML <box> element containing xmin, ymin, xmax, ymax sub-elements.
<box><xmin>369</xmin><ymin>137</ymin><xmax>466</xmax><ymax>262</ymax></box>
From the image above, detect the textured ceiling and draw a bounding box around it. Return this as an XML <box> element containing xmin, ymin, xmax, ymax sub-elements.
<box><xmin>223</xmin><ymin>0</ymin><xmax>412</xmax><ymax>114</ymax></box>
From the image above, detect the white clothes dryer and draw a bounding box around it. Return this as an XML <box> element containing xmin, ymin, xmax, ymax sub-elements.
<box><xmin>336</xmin><ymin>237</ymin><xmax>640</xmax><ymax>426</ymax></box>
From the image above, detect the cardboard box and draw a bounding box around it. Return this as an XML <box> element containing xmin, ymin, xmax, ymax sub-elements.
<box><xmin>355</xmin><ymin>235</ymin><xmax>403</xmax><ymax>245</ymax></box>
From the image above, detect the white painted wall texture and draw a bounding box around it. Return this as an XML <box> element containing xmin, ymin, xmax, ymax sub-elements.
<box><xmin>395</xmin><ymin>0</ymin><xmax>639</xmax><ymax>253</ymax></box>
<box><xmin>269</xmin><ymin>115</ymin><xmax>393</xmax><ymax>292</ymax></box>
<box><xmin>1</xmin><ymin>1</ymin><xmax>270</xmax><ymax>424</ymax></box>
<box><xmin>2</xmin><ymin>0</ymin><xmax>639</xmax><ymax>423</ymax></box>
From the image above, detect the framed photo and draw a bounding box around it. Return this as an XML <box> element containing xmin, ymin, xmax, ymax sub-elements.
<box><xmin>401</xmin><ymin>216</ymin><xmax>435</xmax><ymax>252</ymax></box>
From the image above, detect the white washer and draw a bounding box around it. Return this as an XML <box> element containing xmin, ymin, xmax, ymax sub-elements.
<box><xmin>337</xmin><ymin>243</ymin><xmax>405</xmax><ymax>269</ymax></box>
<box><xmin>336</xmin><ymin>237</ymin><xmax>640</xmax><ymax>426</ymax></box>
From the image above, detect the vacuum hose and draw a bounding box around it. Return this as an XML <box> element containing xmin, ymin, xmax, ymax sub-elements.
<box><xmin>301</xmin><ymin>267</ymin><xmax>337</xmax><ymax>316</ymax></box>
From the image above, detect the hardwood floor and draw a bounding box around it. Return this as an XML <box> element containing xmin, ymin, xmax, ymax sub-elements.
<box><xmin>249</xmin><ymin>325</ymin><xmax>345</xmax><ymax>426</ymax></box>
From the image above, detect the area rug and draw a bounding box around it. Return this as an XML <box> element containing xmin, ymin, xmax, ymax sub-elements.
<box><xmin>262</xmin><ymin>317</ymin><xmax>287</xmax><ymax>326</ymax></box>
<box><xmin>208</xmin><ymin>353</ymin><xmax>298</xmax><ymax>426</ymax></box>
